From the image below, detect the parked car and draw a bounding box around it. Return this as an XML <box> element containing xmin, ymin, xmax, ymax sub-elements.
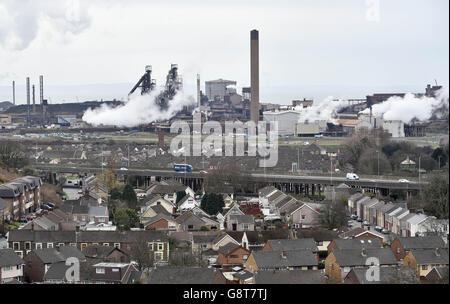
<box><xmin>40</xmin><ymin>204</ymin><xmax>51</xmax><ymax>211</ymax></box>
<box><xmin>351</xmin><ymin>214</ymin><xmax>358</xmax><ymax>220</ymax></box>
<box><xmin>120</xmin><ymin>167</ymin><xmax>129</xmax><ymax>171</ymax></box>
<box><xmin>19</xmin><ymin>218</ymin><xmax>28</xmax><ymax>223</ymax></box>
<box><xmin>46</xmin><ymin>202</ymin><xmax>55</xmax><ymax>208</ymax></box>
<box><xmin>363</xmin><ymin>220</ymin><xmax>370</xmax><ymax>226</ymax></box>
<box><xmin>346</xmin><ymin>173</ymin><xmax>360</xmax><ymax>180</ymax></box>
<box><xmin>199</xmin><ymin>171</ymin><xmax>208</xmax><ymax>174</ymax></box>
<box><xmin>357</xmin><ymin>217</ymin><xmax>363</xmax><ymax>222</ymax></box>
<box><xmin>398</xmin><ymin>179</ymin><xmax>410</xmax><ymax>183</ymax></box>
<box><xmin>26</xmin><ymin>216</ymin><xmax>33</xmax><ymax>221</ymax></box>
<box><xmin>374</xmin><ymin>226</ymin><xmax>383</xmax><ymax>232</ymax></box>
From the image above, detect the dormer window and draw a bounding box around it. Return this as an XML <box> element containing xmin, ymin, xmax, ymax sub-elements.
<box><xmin>96</xmin><ymin>268</ymin><xmax>105</xmax><ymax>274</ymax></box>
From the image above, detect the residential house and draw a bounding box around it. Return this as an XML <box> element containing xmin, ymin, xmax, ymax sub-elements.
<box><xmin>361</xmin><ymin>198</ymin><xmax>379</xmax><ymax>222</ymax></box>
<box><xmin>0</xmin><ymin>248</ymin><xmax>24</xmax><ymax>283</ymax></box>
<box><xmin>140</xmin><ymin>194</ymin><xmax>175</xmax><ymax>216</ymax></box>
<box><xmin>23</xmin><ymin>248</ymin><xmax>66</xmax><ymax>282</ymax></box>
<box><xmin>368</xmin><ymin>201</ymin><xmax>385</xmax><ymax>226</ymax></box>
<box><xmin>263</xmin><ymin>238</ymin><xmax>319</xmax><ymax>256</ymax></box>
<box><xmin>404</xmin><ymin>248</ymin><xmax>449</xmax><ymax>277</ymax></box>
<box><xmin>343</xmin><ymin>266</ymin><xmax>419</xmax><ymax>284</ymax></box>
<box><xmin>355</xmin><ymin>196</ymin><xmax>370</xmax><ymax>220</ymax></box>
<box><xmin>423</xmin><ymin>266</ymin><xmax>449</xmax><ymax>284</ymax></box>
<box><xmin>90</xmin><ymin>262</ymin><xmax>140</xmax><ymax>284</ymax></box>
<box><xmin>392</xmin><ymin>208</ymin><xmax>410</xmax><ymax>235</ymax></box>
<box><xmin>288</xmin><ymin>202</ymin><xmax>323</xmax><ymax>228</ymax></box>
<box><xmin>325</xmin><ymin>248</ymin><xmax>398</xmax><ymax>281</ymax></box>
<box><xmin>216</xmin><ymin>244</ymin><xmax>251</xmax><ymax>270</ymax></box>
<box><xmin>228</xmin><ymin>230</ymin><xmax>290</xmax><ymax>252</ymax></box>
<box><xmin>143</xmin><ymin>213</ymin><xmax>177</xmax><ymax>231</ymax></box>
<box><xmin>226</xmin><ymin>214</ymin><xmax>254</xmax><ymax>232</ymax></box>
<box><xmin>245</xmin><ymin>250</ymin><xmax>318</xmax><ymax>272</ymax></box>
<box><xmin>145</xmin><ymin>266</ymin><xmax>226</xmax><ymax>284</ymax></box>
<box><xmin>145</xmin><ymin>180</ymin><xmax>195</xmax><ymax>207</ymax></box>
<box><xmin>177</xmin><ymin>195</ymin><xmax>200</xmax><ymax>213</ymax></box>
<box><xmin>390</xmin><ymin>236</ymin><xmax>447</xmax><ymax>261</ymax></box>
<box><xmin>376</xmin><ymin>203</ymin><xmax>395</xmax><ymax>228</ymax></box>
<box><xmin>82</xmin><ymin>245</ymin><xmax>130</xmax><ymax>263</ymax></box>
<box><xmin>175</xmin><ymin>211</ymin><xmax>218</xmax><ymax>231</ymax></box>
<box><xmin>327</xmin><ymin>238</ymin><xmax>383</xmax><ymax>253</ymax></box>
<box><xmin>0</xmin><ymin>197</ymin><xmax>11</xmax><ymax>227</ymax></box>
<box><xmin>347</xmin><ymin>192</ymin><xmax>364</xmax><ymax>215</ymax></box>
<box><xmin>385</xmin><ymin>206</ymin><xmax>405</xmax><ymax>232</ymax></box>
<box><xmin>404</xmin><ymin>214</ymin><xmax>428</xmax><ymax>237</ymax></box>
<box><xmin>88</xmin><ymin>206</ymin><xmax>109</xmax><ymax>224</ymax></box>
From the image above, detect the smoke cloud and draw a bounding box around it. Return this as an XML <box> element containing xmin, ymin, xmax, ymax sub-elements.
<box><xmin>360</xmin><ymin>88</ymin><xmax>449</xmax><ymax>123</ymax></box>
<box><xmin>0</xmin><ymin>0</ymin><xmax>91</xmax><ymax>51</ymax></box>
<box><xmin>82</xmin><ymin>89</ymin><xmax>195</xmax><ymax>127</ymax></box>
<box><xmin>296</xmin><ymin>96</ymin><xmax>348</xmax><ymax>123</ymax></box>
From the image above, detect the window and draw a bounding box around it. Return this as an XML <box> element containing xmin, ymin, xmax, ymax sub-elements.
<box><xmin>421</xmin><ymin>265</ymin><xmax>428</xmax><ymax>270</ymax></box>
<box><xmin>15</xmin><ymin>251</ymin><xmax>23</xmax><ymax>258</ymax></box>
<box><xmin>112</xmin><ymin>268</ymin><xmax>119</xmax><ymax>272</ymax></box>
<box><xmin>230</xmin><ymin>255</ymin><xmax>238</xmax><ymax>259</ymax></box>
<box><xmin>96</xmin><ymin>268</ymin><xmax>105</xmax><ymax>274</ymax></box>
<box><xmin>81</xmin><ymin>243</ymin><xmax>87</xmax><ymax>250</ymax></box>
<box><xmin>155</xmin><ymin>252</ymin><xmax>163</xmax><ymax>261</ymax></box>
<box><xmin>114</xmin><ymin>243</ymin><xmax>120</xmax><ymax>249</ymax></box>
<box><xmin>36</xmin><ymin>243</ymin><xmax>43</xmax><ymax>249</ymax></box>
<box><xmin>25</xmin><ymin>242</ymin><xmax>31</xmax><ymax>250</ymax></box>
<box><xmin>188</xmin><ymin>225</ymin><xmax>194</xmax><ymax>230</ymax></box>
<box><xmin>13</xmin><ymin>242</ymin><xmax>20</xmax><ymax>250</ymax></box>
<box><xmin>243</xmin><ymin>255</ymin><xmax>248</xmax><ymax>260</ymax></box>
<box><xmin>70</xmin><ymin>243</ymin><xmax>77</xmax><ymax>247</ymax></box>
<box><xmin>47</xmin><ymin>243</ymin><xmax>53</xmax><ymax>248</ymax></box>
<box><xmin>148</xmin><ymin>243</ymin><xmax>154</xmax><ymax>250</ymax></box>
<box><xmin>158</xmin><ymin>243</ymin><xmax>164</xmax><ymax>251</ymax></box>
<box><xmin>58</xmin><ymin>243</ymin><xmax>64</xmax><ymax>247</ymax></box>
<box><xmin>103</xmin><ymin>243</ymin><xmax>110</xmax><ymax>246</ymax></box>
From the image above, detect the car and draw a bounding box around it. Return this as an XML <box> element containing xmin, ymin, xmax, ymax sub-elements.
<box><xmin>19</xmin><ymin>218</ymin><xmax>28</xmax><ymax>223</ymax></box>
<box><xmin>199</xmin><ymin>171</ymin><xmax>208</xmax><ymax>174</ymax></box>
<box><xmin>26</xmin><ymin>216</ymin><xmax>33</xmax><ymax>221</ymax></box>
<box><xmin>382</xmin><ymin>228</ymin><xmax>389</xmax><ymax>234</ymax></box>
<box><xmin>120</xmin><ymin>167</ymin><xmax>129</xmax><ymax>171</ymax></box>
<box><xmin>77</xmin><ymin>190</ymin><xmax>83</xmax><ymax>194</ymax></box>
<box><xmin>40</xmin><ymin>204</ymin><xmax>51</xmax><ymax>211</ymax></box>
<box><xmin>46</xmin><ymin>203</ymin><xmax>55</xmax><ymax>208</ymax></box>
<box><xmin>346</xmin><ymin>173</ymin><xmax>359</xmax><ymax>180</ymax></box>
<box><xmin>357</xmin><ymin>217</ymin><xmax>363</xmax><ymax>222</ymax></box>
<box><xmin>398</xmin><ymin>179</ymin><xmax>410</xmax><ymax>183</ymax></box>
<box><xmin>351</xmin><ymin>214</ymin><xmax>358</xmax><ymax>220</ymax></box>
<box><xmin>363</xmin><ymin>221</ymin><xmax>370</xmax><ymax>226</ymax></box>
<box><xmin>374</xmin><ymin>226</ymin><xmax>383</xmax><ymax>232</ymax></box>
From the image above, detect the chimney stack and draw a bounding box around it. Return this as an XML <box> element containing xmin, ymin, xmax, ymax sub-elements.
<box><xmin>250</xmin><ymin>29</ymin><xmax>259</xmax><ymax>123</ymax></box>
<box><xmin>197</xmin><ymin>74</ymin><xmax>201</xmax><ymax>108</ymax></box>
<box><xmin>26</xmin><ymin>77</ymin><xmax>30</xmax><ymax>127</ymax></box>
<box><xmin>39</xmin><ymin>75</ymin><xmax>44</xmax><ymax>105</ymax></box>
<box><xmin>32</xmin><ymin>84</ymin><xmax>36</xmax><ymax>113</ymax></box>
<box><xmin>12</xmin><ymin>81</ymin><xmax>15</xmax><ymax>105</ymax></box>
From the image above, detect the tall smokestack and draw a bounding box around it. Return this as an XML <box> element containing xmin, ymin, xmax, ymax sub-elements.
<box><xmin>197</xmin><ymin>74</ymin><xmax>201</xmax><ymax>108</ymax></box>
<box><xmin>12</xmin><ymin>81</ymin><xmax>15</xmax><ymax>105</ymax></box>
<box><xmin>250</xmin><ymin>29</ymin><xmax>259</xmax><ymax>123</ymax></box>
<box><xmin>26</xmin><ymin>77</ymin><xmax>30</xmax><ymax>127</ymax></box>
<box><xmin>32</xmin><ymin>84</ymin><xmax>36</xmax><ymax>113</ymax></box>
<box><xmin>39</xmin><ymin>75</ymin><xmax>44</xmax><ymax>105</ymax></box>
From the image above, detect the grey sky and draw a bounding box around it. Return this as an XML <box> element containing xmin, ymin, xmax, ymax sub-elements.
<box><xmin>0</xmin><ymin>0</ymin><xmax>448</xmax><ymax>104</ymax></box>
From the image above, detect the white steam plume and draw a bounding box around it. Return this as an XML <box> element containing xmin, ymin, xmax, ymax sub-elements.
<box><xmin>359</xmin><ymin>88</ymin><xmax>449</xmax><ymax>123</ymax></box>
<box><xmin>0</xmin><ymin>0</ymin><xmax>91</xmax><ymax>51</ymax></box>
<box><xmin>296</xmin><ymin>96</ymin><xmax>348</xmax><ymax>123</ymax></box>
<box><xmin>82</xmin><ymin>89</ymin><xmax>195</xmax><ymax>127</ymax></box>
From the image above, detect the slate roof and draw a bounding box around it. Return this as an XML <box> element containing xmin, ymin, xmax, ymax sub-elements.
<box><xmin>254</xmin><ymin>269</ymin><xmax>324</xmax><ymax>284</ymax></box>
<box><xmin>192</xmin><ymin>234</ymin><xmax>219</xmax><ymax>244</ymax></box>
<box><xmin>259</xmin><ymin>186</ymin><xmax>278</xmax><ymax>197</ymax></box>
<box><xmin>32</xmin><ymin>248</ymin><xmax>65</xmax><ymax>264</ymax></box>
<box><xmin>397</xmin><ymin>236</ymin><xmax>447</xmax><ymax>250</ymax></box>
<box><xmin>267</xmin><ymin>238</ymin><xmax>319</xmax><ymax>252</ymax></box>
<box><xmin>146</xmin><ymin>267</ymin><xmax>219</xmax><ymax>284</ymax></box>
<box><xmin>82</xmin><ymin>245</ymin><xmax>128</xmax><ymax>259</ymax></box>
<box><xmin>58</xmin><ymin>246</ymin><xmax>85</xmax><ymax>260</ymax></box>
<box><xmin>217</xmin><ymin>243</ymin><xmax>241</xmax><ymax>255</ymax></box>
<box><xmin>338</xmin><ymin>228</ymin><xmax>365</xmax><ymax>239</ymax></box>
<box><xmin>252</xmin><ymin>250</ymin><xmax>318</xmax><ymax>268</ymax></box>
<box><xmin>0</xmin><ymin>248</ymin><xmax>24</xmax><ymax>267</ymax></box>
<box><xmin>410</xmin><ymin>248</ymin><xmax>449</xmax><ymax>265</ymax></box>
<box><xmin>332</xmin><ymin>248</ymin><xmax>398</xmax><ymax>267</ymax></box>
<box><xmin>0</xmin><ymin>198</ymin><xmax>9</xmax><ymax>211</ymax></box>
<box><xmin>89</xmin><ymin>206</ymin><xmax>108</xmax><ymax>217</ymax></box>
<box><xmin>232</xmin><ymin>269</ymin><xmax>254</xmax><ymax>282</ymax></box>
<box><xmin>332</xmin><ymin>238</ymin><xmax>383</xmax><ymax>250</ymax></box>
<box><xmin>8</xmin><ymin>230</ymin><xmax>77</xmax><ymax>243</ymax></box>
<box><xmin>296</xmin><ymin>230</ymin><xmax>339</xmax><ymax>242</ymax></box>
<box><xmin>346</xmin><ymin>266</ymin><xmax>420</xmax><ymax>284</ymax></box>
<box><xmin>44</xmin><ymin>261</ymin><xmax>95</xmax><ymax>282</ymax></box>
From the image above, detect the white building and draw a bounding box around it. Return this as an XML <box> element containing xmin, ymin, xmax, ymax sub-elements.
<box><xmin>263</xmin><ymin>110</ymin><xmax>302</xmax><ymax>136</ymax></box>
<box><xmin>205</xmin><ymin>79</ymin><xmax>237</xmax><ymax>101</ymax></box>
<box><xmin>383</xmin><ymin>120</ymin><xmax>405</xmax><ymax>138</ymax></box>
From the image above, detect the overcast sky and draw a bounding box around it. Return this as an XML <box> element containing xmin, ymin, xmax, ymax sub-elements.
<box><xmin>0</xmin><ymin>0</ymin><xmax>448</xmax><ymax>104</ymax></box>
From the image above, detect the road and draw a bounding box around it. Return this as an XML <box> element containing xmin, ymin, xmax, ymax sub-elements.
<box><xmin>32</xmin><ymin>165</ymin><xmax>426</xmax><ymax>190</ymax></box>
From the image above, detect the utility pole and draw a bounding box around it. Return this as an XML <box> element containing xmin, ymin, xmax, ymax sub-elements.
<box><xmin>418</xmin><ymin>156</ymin><xmax>422</xmax><ymax>197</ymax></box>
<box><xmin>127</xmin><ymin>145</ymin><xmax>130</xmax><ymax>168</ymax></box>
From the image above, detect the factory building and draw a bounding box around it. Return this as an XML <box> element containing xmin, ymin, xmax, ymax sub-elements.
<box><xmin>205</xmin><ymin>79</ymin><xmax>237</xmax><ymax>101</ymax></box>
<box><xmin>263</xmin><ymin>110</ymin><xmax>302</xmax><ymax>136</ymax></box>
<box><xmin>292</xmin><ymin>98</ymin><xmax>313</xmax><ymax>108</ymax></box>
<box><xmin>296</xmin><ymin>120</ymin><xmax>327</xmax><ymax>137</ymax></box>
<box><xmin>382</xmin><ymin>120</ymin><xmax>405</xmax><ymax>138</ymax></box>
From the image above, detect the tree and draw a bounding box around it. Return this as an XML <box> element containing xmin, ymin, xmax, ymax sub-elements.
<box><xmin>0</xmin><ymin>141</ymin><xmax>28</xmax><ymax>169</ymax></box>
<box><xmin>99</xmin><ymin>169</ymin><xmax>119</xmax><ymax>192</ymax></box>
<box><xmin>110</xmin><ymin>187</ymin><xmax>122</xmax><ymax>200</ymax></box>
<box><xmin>128</xmin><ymin>234</ymin><xmax>154</xmax><ymax>271</ymax></box>
<box><xmin>122</xmin><ymin>184</ymin><xmax>137</xmax><ymax>209</ymax></box>
<box><xmin>319</xmin><ymin>199</ymin><xmax>347</xmax><ymax>229</ymax></box>
<box><xmin>356</xmin><ymin>148</ymin><xmax>392</xmax><ymax>175</ymax></box>
<box><xmin>204</xmin><ymin>164</ymin><xmax>249</xmax><ymax>194</ymax></box>
<box><xmin>200</xmin><ymin>193</ymin><xmax>225</xmax><ymax>215</ymax></box>
<box><xmin>432</xmin><ymin>147</ymin><xmax>448</xmax><ymax>168</ymax></box>
<box><xmin>115</xmin><ymin>208</ymin><xmax>139</xmax><ymax>231</ymax></box>
<box><xmin>423</xmin><ymin>174</ymin><xmax>449</xmax><ymax>219</ymax></box>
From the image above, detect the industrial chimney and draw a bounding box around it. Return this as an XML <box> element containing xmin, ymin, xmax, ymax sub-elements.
<box><xmin>26</xmin><ymin>77</ymin><xmax>30</xmax><ymax>127</ymax></box>
<box><xmin>197</xmin><ymin>74</ymin><xmax>201</xmax><ymax>108</ymax></box>
<box><xmin>39</xmin><ymin>75</ymin><xmax>44</xmax><ymax>105</ymax></box>
<box><xmin>32</xmin><ymin>84</ymin><xmax>36</xmax><ymax>113</ymax></box>
<box><xmin>250</xmin><ymin>29</ymin><xmax>260</xmax><ymax>124</ymax></box>
<box><xmin>12</xmin><ymin>81</ymin><xmax>15</xmax><ymax>105</ymax></box>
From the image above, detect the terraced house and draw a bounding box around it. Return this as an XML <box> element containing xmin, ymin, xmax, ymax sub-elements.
<box><xmin>0</xmin><ymin>176</ymin><xmax>42</xmax><ymax>221</ymax></box>
<box><xmin>7</xmin><ymin>230</ymin><xmax>170</xmax><ymax>263</ymax></box>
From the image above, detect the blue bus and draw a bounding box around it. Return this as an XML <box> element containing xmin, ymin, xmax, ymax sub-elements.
<box><xmin>173</xmin><ymin>164</ymin><xmax>193</xmax><ymax>172</ymax></box>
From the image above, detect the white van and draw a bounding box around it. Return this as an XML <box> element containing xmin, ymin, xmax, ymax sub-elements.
<box><xmin>346</xmin><ymin>173</ymin><xmax>359</xmax><ymax>180</ymax></box>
